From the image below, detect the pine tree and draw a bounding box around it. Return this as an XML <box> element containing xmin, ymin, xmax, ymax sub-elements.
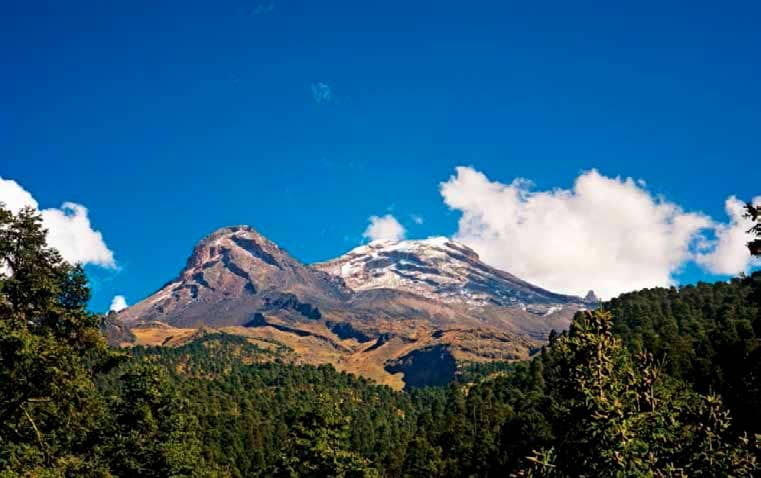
<box><xmin>0</xmin><ymin>206</ymin><xmax>111</xmax><ymax>476</ymax></box>
<box><xmin>101</xmin><ymin>362</ymin><xmax>212</xmax><ymax>477</ymax></box>
<box><xmin>272</xmin><ymin>393</ymin><xmax>379</xmax><ymax>478</ymax></box>
<box><xmin>521</xmin><ymin>310</ymin><xmax>760</xmax><ymax>477</ymax></box>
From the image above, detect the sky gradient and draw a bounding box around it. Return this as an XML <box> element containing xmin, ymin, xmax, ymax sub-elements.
<box><xmin>2</xmin><ymin>1</ymin><xmax>760</xmax><ymax>310</ymax></box>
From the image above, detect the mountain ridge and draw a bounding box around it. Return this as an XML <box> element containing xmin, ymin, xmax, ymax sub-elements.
<box><xmin>314</xmin><ymin>236</ymin><xmax>583</xmax><ymax>307</ymax></box>
<box><xmin>117</xmin><ymin>225</ymin><xmax>589</xmax><ymax>388</ymax></box>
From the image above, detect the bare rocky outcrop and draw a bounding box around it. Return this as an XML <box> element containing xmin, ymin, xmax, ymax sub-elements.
<box><xmin>101</xmin><ymin>311</ymin><xmax>136</xmax><ymax>346</ymax></box>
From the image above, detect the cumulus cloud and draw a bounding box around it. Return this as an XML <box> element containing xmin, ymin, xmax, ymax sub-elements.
<box><xmin>440</xmin><ymin>167</ymin><xmax>715</xmax><ymax>299</ymax></box>
<box><xmin>363</xmin><ymin>214</ymin><xmax>406</xmax><ymax>242</ymax></box>
<box><xmin>695</xmin><ymin>196</ymin><xmax>761</xmax><ymax>275</ymax></box>
<box><xmin>0</xmin><ymin>177</ymin><xmax>115</xmax><ymax>268</ymax></box>
<box><xmin>109</xmin><ymin>295</ymin><xmax>128</xmax><ymax>312</ymax></box>
<box><xmin>311</xmin><ymin>82</ymin><xmax>333</xmax><ymax>104</ymax></box>
<box><xmin>0</xmin><ymin>177</ymin><xmax>38</xmax><ymax>213</ymax></box>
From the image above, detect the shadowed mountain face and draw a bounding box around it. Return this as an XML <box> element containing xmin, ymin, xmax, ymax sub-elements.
<box><xmin>119</xmin><ymin>226</ymin><xmax>588</xmax><ymax>388</ymax></box>
<box><xmin>119</xmin><ymin>226</ymin><xmax>350</xmax><ymax>328</ymax></box>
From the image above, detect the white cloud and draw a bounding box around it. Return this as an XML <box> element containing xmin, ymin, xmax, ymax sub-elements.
<box><xmin>0</xmin><ymin>177</ymin><xmax>38</xmax><ymax>212</ymax></box>
<box><xmin>0</xmin><ymin>177</ymin><xmax>115</xmax><ymax>268</ymax></box>
<box><xmin>311</xmin><ymin>82</ymin><xmax>333</xmax><ymax>104</ymax></box>
<box><xmin>109</xmin><ymin>295</ymin><xmax>128</xmax><ymax>312</ymax></box>
<box><xmin>363</xmin><ymin>214</ymin><xmax>406</xmax><ymax>242</ymax></box>
<box><xmin>440</xmin><ymin>167</ymin><xmax>714</xmax><ymax>300</ymax></box>
<box><xmin>411</xmin><ymin>214</ymin><xmax>424</xmax><ymax>225</ymax></box>
<box><xmin>695</xmin><ymin>196</ymin><xmax>761</xmax><ymax>275</ymax></box>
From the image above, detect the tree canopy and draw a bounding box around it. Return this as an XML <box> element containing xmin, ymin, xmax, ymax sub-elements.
<box><xmin>0</xmin><ymin>205</ymin><xmax>211</xmax><ymax>477</ymax></box>
<box><xmin>1</xmin><ymin>203</ymin><xmax>759</xmax><ymax>477</ymax></box>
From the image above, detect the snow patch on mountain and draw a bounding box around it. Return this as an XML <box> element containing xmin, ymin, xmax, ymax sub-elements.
<box><xmin>314</xmin><ymin>238</ymin><xmax>582</xmax><ymax>309</ymax></box>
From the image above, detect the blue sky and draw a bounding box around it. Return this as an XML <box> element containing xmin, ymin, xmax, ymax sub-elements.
<box><xmin>2</xmin><ymin>1</ymin><xmax>759</xmax><ymax>310</ymax></box>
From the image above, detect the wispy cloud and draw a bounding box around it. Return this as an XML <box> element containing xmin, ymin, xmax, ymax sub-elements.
<box><xmin>411</xmin><ymin>214</ymin><xmax>424</xmax><ymax>225</ymax></box>
<box><xmin>311</xmin><ymin>82</ymin><xmax>333</xmax><ymax>104</ymax></box>
<box><xmin>250</xmin><ymin>2</ymin><xmax>274</xmax><ymax>15</ymax></box>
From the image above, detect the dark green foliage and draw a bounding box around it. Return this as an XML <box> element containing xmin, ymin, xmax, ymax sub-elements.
<box><xmin>271</xmin><ymin>394</ymin><xmax>379</xmax><ymax>477</ymax></box>
<box><xmin>603</xmin><ymin>272</ymin><xmax>761</xmax><ymax>434</ymax></box>
<box><xmin>0</xmin><ymin>206</ymin><xmax>210</xmax><ymax>477</ymax></box>
<box><xmin>99</xmin><ymin>363</ymin><xmax>209</xmax><ymax>477</ymax></box>
<box><xmin>2</xmin><ymin>203</ymin><xmax>759</xmax><ymax>477</ymax></box>
<box><xmin>520</xmin><ymin>310</ymin><xmax>759</xmax><ymax>476</ymax></box>
<box><xmin>112</xmin><ymin>336</ymin><xmax>417</xmax><ymax>477</ymax></box>
<box><xmin>0</xmin><ymin>206</ymin><xmax>111</xmax><ymax>476</ymax></box>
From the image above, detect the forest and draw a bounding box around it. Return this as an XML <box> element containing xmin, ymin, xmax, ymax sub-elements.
<box><xmin>1</xmin><ymin>204</ymin><xmax>760</xmax><ymax>477</ymax></box>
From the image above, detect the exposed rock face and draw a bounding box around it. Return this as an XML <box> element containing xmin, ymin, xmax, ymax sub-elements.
<box><xmin>119</xmin><ymin>226</ymin><xmax>587</xmax><ymax>388</ymax></box>
<box><xmin>101</xmin><ymin>311</ymin><xmax>135</xmax><ymax>346</ymax></box>
<box><xmin>119</xmin><ymin>226</ymin><xmax>349</xmax><ymax>328</ymax></box>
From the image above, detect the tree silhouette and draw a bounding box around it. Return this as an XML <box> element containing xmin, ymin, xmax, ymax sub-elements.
<box><xmin>746</xmin><ymin>202</ymin><xmax>761</xmax><ymax>256</ymax></box>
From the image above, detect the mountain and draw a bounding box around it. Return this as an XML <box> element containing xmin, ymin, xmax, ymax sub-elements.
<box><xmin>314</xmin><ymin>237</ymin><xmax>579</xmax><ymax>309</ymax></box>
<box><xmin>119</xmin><ymin>226</ymin><xmax>349</xmax><ymax>328</ymax></box>
<box><xmin>118</xmin><ymin>226</ymin><xmax>589</xmax><ymax>388</ymax></box>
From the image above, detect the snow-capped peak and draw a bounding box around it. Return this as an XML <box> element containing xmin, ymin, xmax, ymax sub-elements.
<box><xmin>351</xmin><ymin>236</ymin><xmax>465</xmax><ymax>254</ymax></box>
<box><xmin>314</xmin><ymin>237</ymin><xmax>579</xmax><ymax>308</ymax></box>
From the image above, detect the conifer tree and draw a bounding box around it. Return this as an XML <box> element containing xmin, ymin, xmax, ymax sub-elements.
<box><xmin>521</xmin><ymin>310</ymin><xmax>759</xmax><ymax>477</ymax></box>
<box><xmin>0</xmin><ymin>205</ymin><xmax>110</xmax><ymax>476</ymax></box>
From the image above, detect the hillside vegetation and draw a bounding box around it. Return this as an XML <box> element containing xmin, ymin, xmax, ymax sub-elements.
<box><xmin>1</xmin><ymin>205</ymin><xmax>760</xmax><ymax>477</ymax></box>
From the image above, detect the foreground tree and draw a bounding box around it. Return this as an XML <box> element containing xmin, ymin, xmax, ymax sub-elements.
<box><xmin>520</xmin><ymin>310</ymin><xmax>760</xmax><ymax>477</ymax></box>
<box><xmin>0</xmin><ymin>205</ymin><xmax>213</xmax><ymax>477</ymax></box>
<box><xmin>0</xmin><ymin>205</ymin><xmax>110</xmax><ymax>476</ymax></box>
<box><xmin>746</xmin><ymin>202</ymin><xmax>761</xmax><ymax>256</ymax></box>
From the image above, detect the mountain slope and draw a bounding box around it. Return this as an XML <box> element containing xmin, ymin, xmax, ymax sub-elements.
<box><xmin>119</xmin><ymin>226</ymin><xmax>349</xmax><ymax>328</ymax></box>
<box><xmin>314</xmin><ymin>237</ymin><xmax>581</xmax><ymax>309</ymax></box>
<box><xmin>118</xmin><ymin>226</ymin><xmax>588</xmax><ymax>388</ymax></box>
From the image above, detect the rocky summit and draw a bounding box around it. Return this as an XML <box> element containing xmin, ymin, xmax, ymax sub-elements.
<box><xmin>117</xmin><ymin>226</ymin><xmax>590</xmax><ymax>389</ymax></box>
<box><xmin>119</xmin><ymin>226</ymin><xmax>350</xmax><ymax>328</ymax></box>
